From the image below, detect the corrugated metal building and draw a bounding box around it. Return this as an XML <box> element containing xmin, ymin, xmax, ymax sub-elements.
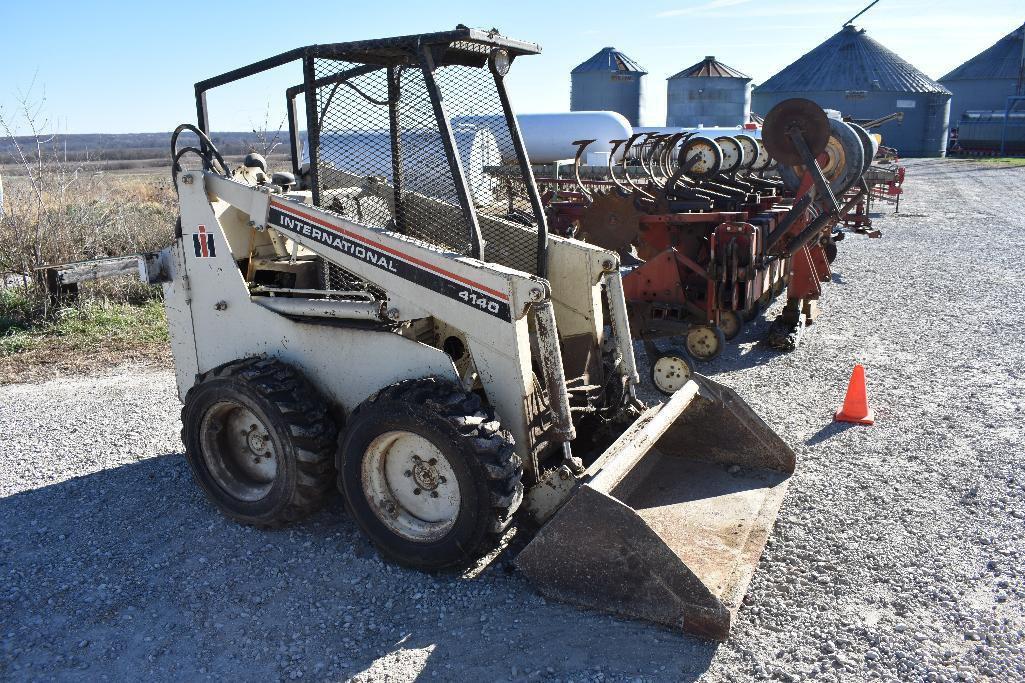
<box><xmin>666</xmin><ymin>56</ymin><xmax>752</xmax><ymax>127</ymax></box>
<box><xmin>570</xmin><ymin>47</ymin><xmax>647</xmax><ymax>127</ymax></box>
<box><xmin>940</xmin><ymin>23</ymin><xmax>1025</xmax><ymax>119</ymax></box>
<box><xmin>752</xmin><ymin>24</ymin><xmax>951</xmax><ymax>157</ymax></box>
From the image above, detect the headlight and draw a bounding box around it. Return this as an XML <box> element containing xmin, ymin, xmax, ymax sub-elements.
<box><xmin>489</xmin><ymin>48</ymin><xmax>511</xmax><ymax>77</ymax></box>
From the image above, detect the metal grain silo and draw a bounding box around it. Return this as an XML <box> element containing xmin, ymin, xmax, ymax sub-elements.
<box><xmin>752</xmin><ymin>25</ymin><xmax>951</xmax><ymax>157</ymax></box>
<box><xmin>570</xmin><ymin>47</ymin><xmax>647</xmax><ymax>127</ymax></box>
<box><xmin>667</xmin><ymin>56</ymin><xmax>752</xmax><ymax>127</ymax></box>
<box><xmin>940</xmin><ymin>23</ymin><xmax>1025</xmax><ymax>119</ymax></box>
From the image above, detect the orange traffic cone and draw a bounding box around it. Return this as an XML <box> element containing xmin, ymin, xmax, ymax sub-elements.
<box><xmin>835</xmin><ymin>363</ymin><xmax>874</xmax><ymax>425</ymax></box>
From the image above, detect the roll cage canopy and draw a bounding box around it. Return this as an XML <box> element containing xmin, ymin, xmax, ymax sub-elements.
<box><xmin>190</xmin><ymin>27</ymin><xmax>548</xmax><ymax>275</ymax></box>
<box><xmin>193</xmin><ymin>27</ymin><xmax>541</xmax><ymax>140</ymax></box>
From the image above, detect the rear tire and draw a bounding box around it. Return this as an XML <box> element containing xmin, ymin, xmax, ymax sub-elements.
<box><xmin>339</xmin><ymin>377</ymin><xmax>523</xmax><ymax>569</ymax></box>
<box><xmin>181</xmin><ymin>357</ymin><xmax>337</xmax><ymax>527</ymax></box>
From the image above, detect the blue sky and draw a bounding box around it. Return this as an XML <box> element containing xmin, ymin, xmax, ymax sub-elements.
<box><xmin>0</xmin><ymin>0</ymin><xmax>1020</xmax><ymax>134</ymax></box>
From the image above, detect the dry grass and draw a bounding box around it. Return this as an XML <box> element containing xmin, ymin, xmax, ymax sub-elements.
<box><xmin>0</xmin><ymin>92</ymin><xmax>296</xmax><ymax>382</ymax></box>
<box><xmin>0</xmin><ymin>173</ymin><xmax>176</xmax><ymax>281</ymax></box>
<box><xmin>0</xmin><ymin>150</ymin><xmax>176</xmax><ymax>382</ymax></box>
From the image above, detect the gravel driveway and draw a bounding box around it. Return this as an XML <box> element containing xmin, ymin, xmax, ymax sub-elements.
<box><xmin>2</xmin><ymin>159</ymin><xmax>1023</xmax><ymax>681</ymax></box>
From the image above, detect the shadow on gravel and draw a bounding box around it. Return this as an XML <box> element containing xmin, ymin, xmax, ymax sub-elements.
<box><xmin>703</xmin><ymin>340</ymin><xmax>784</xmax><ymax>376</ymax></box>
<box><xmin>0</xmin><ymin>452</ymin><xmax>720</xmax><ymax>680</ymax></box>
<box><xmin>806</xmin><ymin>421</ymin><xmax>857</xmax><ymax>446</ymax></box>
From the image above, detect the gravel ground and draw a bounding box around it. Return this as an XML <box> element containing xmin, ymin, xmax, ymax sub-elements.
<box><xmin>2</xmin><ymin>158</ymin><xmax>1023</xmax><ymax>681</ymax></box>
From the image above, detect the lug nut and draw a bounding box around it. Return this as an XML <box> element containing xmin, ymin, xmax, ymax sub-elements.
<box><xmin>428</xmin><ymin>458</ymin><xmax>437</xmax><ymax>466</ymax></box>
<box><xmin>413</xmin><ymin>488</ymin><xmax>421</xmax><ymax>495</ymax></box>
<box><xmin>404</xmin><ymin>470</ymin><xmax>412</xmax><ymax>477</ymax></box>
<box><xmin>430</xmin><ymin>491</ymin><xmax>439</xmax><ymax>498</ymax></box>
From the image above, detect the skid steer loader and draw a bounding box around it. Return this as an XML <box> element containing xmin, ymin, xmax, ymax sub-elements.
<box><xmin>144</xmin><ymin>27</ymin><xmax>794</xmax><ymax>640</ymax></box>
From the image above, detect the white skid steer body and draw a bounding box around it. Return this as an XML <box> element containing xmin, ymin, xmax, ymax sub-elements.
<box><xmin>141</xmin><ymin>28</ymin><xmax>794</xmax><ymax>639</ymax></box>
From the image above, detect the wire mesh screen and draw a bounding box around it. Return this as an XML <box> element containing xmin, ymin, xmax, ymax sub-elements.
<box><xmin>435</xmin><ymin>42</ymin><xmax>541</xmax><ymax>274</ymax></box>
<box><xmin>310</xmin><ymin>49</ymin><xmax>542</xmax><ymax>274</ymax></box>
<box><xmin>312</xmin><ymin>58</ymin><xmax>476</xmax><ymax>256</ymax></box>
<box><xmin>318</xmin><ymin>258</ymin><xmax>385</xmax><ymax>299</ymax></box>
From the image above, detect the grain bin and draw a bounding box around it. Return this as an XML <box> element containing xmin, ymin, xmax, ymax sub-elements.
<box><xmin>752</xmin><ymin>25</ymin><xmax>951</xmax><ymax>157</ymax></box>
<box><xmin>940</xmin><ymin>23</ymin><xmax>1025</xmax><ymax>119</ymax></box>
<box><xmin>667</xmin><ymin>56</ymin><xmax>752</xmax><ymax>127</ymax></box>
<box><xmin>570</xmin><ymin>47</ymin><xmax>647</xmax><ymax>127</ymax></box>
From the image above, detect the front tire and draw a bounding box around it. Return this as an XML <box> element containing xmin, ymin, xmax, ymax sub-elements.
<box><xmin>339</xmin><ymin>378</ymin><xmax>523</xmax><ymax>569</ymax></box>
<box><xmin>181</xmin><ymin>357</ymin><xmax>337</xmax><ymax>527</ymax></box>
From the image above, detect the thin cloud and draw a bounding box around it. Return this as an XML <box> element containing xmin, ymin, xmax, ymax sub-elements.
<box><xmin>656</xmin><ymin>0</ymin><xmax>755</xmax><ymax>18</ymax></box>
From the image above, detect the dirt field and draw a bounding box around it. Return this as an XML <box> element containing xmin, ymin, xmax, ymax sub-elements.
<box><xmin>1</xmin><ymin>158</ymin><xmax>1023</xmax><ymax>681</ymax></box>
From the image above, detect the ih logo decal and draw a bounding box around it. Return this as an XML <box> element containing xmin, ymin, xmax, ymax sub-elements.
<box><xmin>193</xmin><ymin>225</ymin><xmax>216</xmax><ymax>258</ymax></box>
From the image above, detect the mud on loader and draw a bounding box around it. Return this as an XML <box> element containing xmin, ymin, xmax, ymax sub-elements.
<box><xmin>144</xmin><ymin>28</ymin><xmax>794</xmax><ymax>640</ymax></box>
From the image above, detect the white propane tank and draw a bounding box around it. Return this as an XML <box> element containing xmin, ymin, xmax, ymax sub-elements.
<box><xmin>635</xmin><ymin>124</ymin><xmax>762</xmax><ymax>139</ymax></box>
<box><xmin>517</xmin><ymin>111</ymin><xmax>633</xmax><ymax>163</ymax></box>
<box><xmin>453</xmin><ymin>111</ymin><xmax>634</xmax><ymax>164</ymax></box>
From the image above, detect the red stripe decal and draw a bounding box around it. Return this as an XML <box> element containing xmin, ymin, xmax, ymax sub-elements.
<box><xmin>269</xmin><ymin>199</ymin><xmax>509</xmax><ymax>302</ymax></box>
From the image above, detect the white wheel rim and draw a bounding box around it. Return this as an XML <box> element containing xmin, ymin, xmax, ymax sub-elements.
<box><xmin>687</xmin><ymin>327</ymin><xmax>720</xmax><ymax>359</ymax></box>
<box><xmin>717</xmin><ymin>138</ymin><xmax>741</xmax><ymax>170</ymax></box>
<box><xmin>687</xmin><ymin>144</ymin><xmax>715</xmax><ymax>174</ymax></box>
<box><xmin>362</xmin><ymin>430</ymin><xmax>460</xmax><ymax>542</ymax></box>
<box><xmin>738</xmin><ymin>138</ymin><xmax>758</xmax><ymax>167</ymax></box>
<box><xmin>200</xmin><ymin>400</ymin><xmax>278</xmax><ymax>502</ymax></box>
<box><xmin>754</xmin><ymin>140</ymin><xmax>770</xmax><ymax>170</ymax></box>
<box><xmin>653</xmin><ymin>356</ymin><xmax>691</xmax><ymax>394</ymax></box>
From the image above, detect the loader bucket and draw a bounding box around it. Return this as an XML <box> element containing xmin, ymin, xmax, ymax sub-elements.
<box><xmin>516</xmin><ymin>375</ymin><xmax>795</xmax><ymax>640</ymax></box>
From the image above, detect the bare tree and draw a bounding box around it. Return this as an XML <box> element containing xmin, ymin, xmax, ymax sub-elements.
<box><xmin>0</xmin><ymin>81</ymin><xmax>175</xmax><ymax>313</ymax></box>
<box><xmin>244</xmin><ymin>104</ymin><xmax>287</xmax><ymax>159</ymax></box>
<box><xmin>0</xmin><ymin>79</ymin><xmax>82</xmax><ymax>300</ymax></box>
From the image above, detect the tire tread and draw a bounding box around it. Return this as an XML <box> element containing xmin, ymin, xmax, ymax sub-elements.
<box><xmin>182</xmin><ymin>356</ymin><xmax>337</xmax><ymax>528</ymax></box>
<box><xmin>344</xmin><ymin>376</ymin><xmax>523</xmax><ymax>566</ymax></box>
